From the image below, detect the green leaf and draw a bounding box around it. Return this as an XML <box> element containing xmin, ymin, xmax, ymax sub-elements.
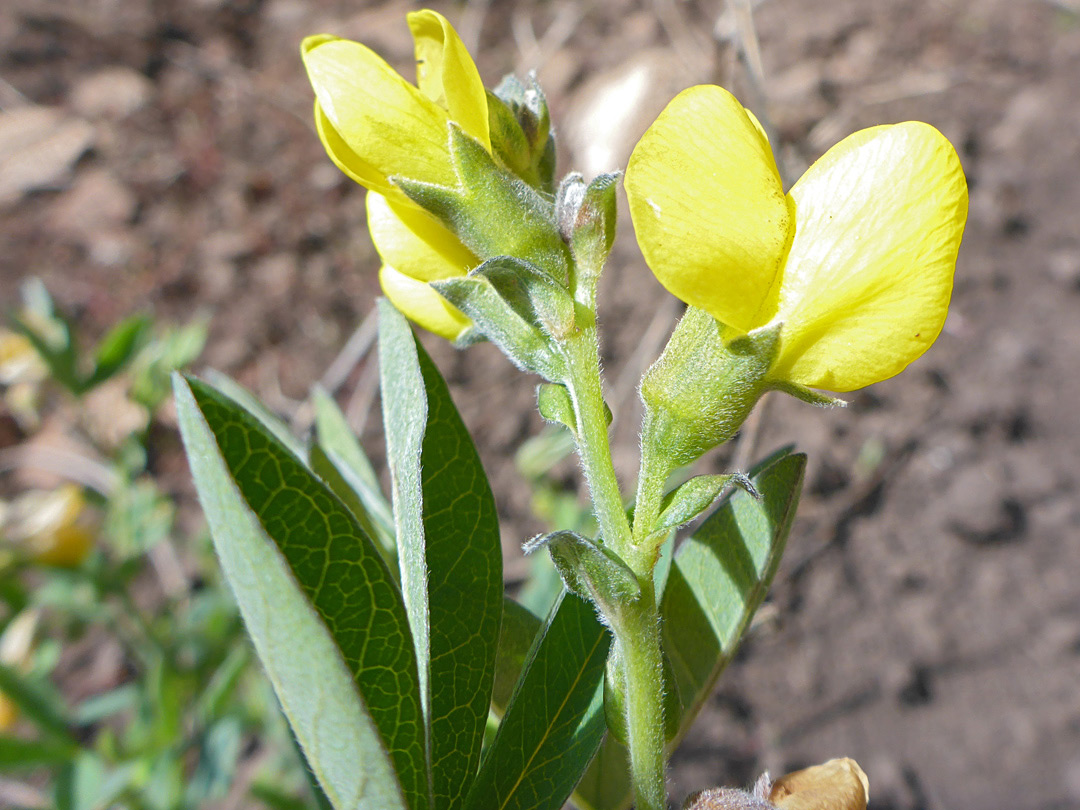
<box><xmin>86</xmin><ymin>313</ymin><xmax>149</xmax><ymax>388</ymax></box>
<box><xmin>473</xmin><ymin>255</ymin><xmax>576</xmax><ymax>340</ymax></box>
<box><xmin>0</xmin><ymin>662</ymin><xmax>73</xmax><ymax>741</ymax></box>
<box><xmin>311</xmin><ymin>387</ymin><xmax>394</xmax><ymax>543</ymax></box>
<box><xmin>536</xmin><ymin>383</ymin><xmax>576</xmax><ymax>431</ymax></box>
<box><xmin>0</xmin><ymin>734</ymin><xmax>78</xmax><ymax>769</ymax></box>
<box><xmin>175</xmin><ymin>374</ymin><xmax>425</xmax><ymax>810</ymax></box>
<box><xmin>310</xmin><ymin>445</ymin><xmax>397</xmax><ymax>574</ymax></box>
<box><xmin>54</xmin><ymin>751</ymin><xmax>105</xmax><ymax>810</ymax></box>
<box><xmin>186</xmin><ymin>716</ymin><xmax>244</xmax><ymax>804</ymax></box>
<box><xmin>378</xmin><ymin>300</ymin><xmax>503</xmax><ymax>810</ymax></box>
<box><xmin>664</xmin><ymin>451</ymin><xmax>805</xmax><ymax>718</ymax></box>
<box><xmin>464</xmin><ymin>591</ymin><xmax>610</xmax><ymax>810</ymax></box>
<box><xmin>573</xmin><ymin>450</ymin><xmax>806</xmax><ymax>810</ymax></box>
<box><xmin>201</xmin><ymin>369</ymin><xmax>307</xmax><ymax>461</ymax></box>
<box><xmin>492</xmin><ymin>598</ymin><xmax>541</xmax><ymax>716</ymax></box>
<box><xmin>11</xmin><ymin>278</ymin><xmax>81</xmax><ymax>393</ymax></box>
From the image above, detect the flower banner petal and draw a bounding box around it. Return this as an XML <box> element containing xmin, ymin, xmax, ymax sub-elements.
<box><xmin>407</xmin><ymin>11</ymin><xmax>490</xmax><ymax>151</ymax></box>
<box><xmin>625</xmin><ymin>85</ymin><xmax>792</xmax><ymax>333</ymax></box>
<box><xmin>302</xmin><ymin>35</ymin><xmax>456</xmax><ymax>188</ymax></box>
<box><xmin>379</xmin><ymin>264</ymin><xmax>472</xmax><ymax>342</ymax></box>
<box><xmin>367</xmin><ymin>191</ymin><xmax>478</xmax><ymax>282</ymax></box>
<box><xmin>772</xmin><ymin>122</ymin><xmax>967</xmax><ymax>391</ymax></box>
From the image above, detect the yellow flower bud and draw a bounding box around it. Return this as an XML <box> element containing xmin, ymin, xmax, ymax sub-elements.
<box><xmin>302</xmin><ymin>10</ymin><xmax>489</xmax><ymax>338</ymax></box>
<box><xmin>626</xmin><ymin>85</ymin><xmax>968</xmax><ymax>392</ymax></box>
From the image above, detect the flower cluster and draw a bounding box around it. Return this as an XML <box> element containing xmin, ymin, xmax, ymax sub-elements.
<box><xmin>304</xmin><ymin>11</ymin><xmax>966</xmax><ymax>396</ymax></box>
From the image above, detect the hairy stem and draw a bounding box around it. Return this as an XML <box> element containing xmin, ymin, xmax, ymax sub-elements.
<box><xmin>559</xmin><ymin>323</ymin><xmax>667</xmax><ymax>810</ymax></box>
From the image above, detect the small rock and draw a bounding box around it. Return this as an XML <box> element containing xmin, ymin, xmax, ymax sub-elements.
<box><xmin>70</xmin><ymin>67</ymin><xmax>153</xmax><ymax>120</ymax></box>
<box><xmin>0</xmin><ymin>107</ymin><xmax>95</xmax><ymax>205</ymax></box>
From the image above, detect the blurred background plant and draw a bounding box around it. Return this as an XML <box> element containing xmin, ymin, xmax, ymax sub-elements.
<box><xmin>0</xmin><ymin>279</ymin><xmax>334</xmax><ymax>809</ymax></box>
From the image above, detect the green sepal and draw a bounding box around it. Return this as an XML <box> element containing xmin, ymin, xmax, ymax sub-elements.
<box><xmin>523</xmin><ymin>530</ymin><xmax>639</xmax><ymax>615</ymax></box>
<box><xmin>394</xmin><ymin>125</ymin><xmax>569</xmax><ymax>283</ymax></box>
<box><xmin>655</xmin><ymin>473</ymin><xmax>759</xmax><ymax>534</ymax></box>
<box><xmin>432</xmin><ymin>272</ymin><xmax>564</xmax><ymax>381</ymax></box>
<box><xmin>472</xmin><ymin>255</ymin><xmax>577</xmax><ymax>340</ymax></box>
<box><xmin>601</xmin><ymin>647</ymin><xmax>680</xmax><ymax>746</ymax></box>
<box><xmin>557</xmin><ymin>172</ymin><xmax>619</xmax><ymax>292</ymax></box>
<box><xmin>769</xmin><ymin>379</ymin><xmax>849</xmax><ymax>408</ymax></box>
<box><xmin>641</xmin><ymin>309</ymin><xmax>780</xmax><ymax>471</ymax></box>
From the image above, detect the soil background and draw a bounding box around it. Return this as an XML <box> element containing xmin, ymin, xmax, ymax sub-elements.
<box><xmin>2</xmin><ymin>1</ymin><xmax>1079</xmax><ymax>809</ymax></box>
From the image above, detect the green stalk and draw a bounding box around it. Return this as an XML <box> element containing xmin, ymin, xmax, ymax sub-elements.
<box><xmin>613</xmin><ymin>579</ymin><xmax>667</xmax><ymax>810</ymax></box>
<box><xmin>560</xmin><ymin>326</ymin><xmax>632</xmax><ymax>553</ymax></box>
<box><xmin>558</xmin><ymin>324</ymin><xmax>668</xmax><ymax>810</ymax></box>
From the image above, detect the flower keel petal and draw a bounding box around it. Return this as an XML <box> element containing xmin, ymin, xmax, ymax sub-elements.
<box><xmin>379</xmin><ymin>264</ymin><xmax>472</xmax><ymax>341</ymax></box>
<box><xmin>366</xmin><ymin>191</ymin><xmax>478</xmax><ymax>283</ymax></box>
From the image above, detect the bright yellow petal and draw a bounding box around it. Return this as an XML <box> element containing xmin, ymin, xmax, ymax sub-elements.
<box><xmin>625</xmin><ymin>85</ymin><xmax>792</xmax><ymax>333</ymax></box>
<box><xmin>379</xmin><ymin>264</ymin><xmax>472</xmax><ymax>341</ymax></box>
<box><xmin>302</xmin><ymin>35</ymin><xmax>456</xmax><ymax>188</ymax></box>
<box><xmin>313</xmin><ymin>100</ymin><xmax>395</xmax><ymax>196</ymax></box>
<box><xmin>366</xmin><ymin>191</ymin><xmax>477</xmax><ymax>282</ymax></box>
<box><xmin>772</xmin><ymin>122</ymin><xmax>968</xmax><ymax>391</ymax></box>
<box><xmin>407</xmin><ymin>10</ymin><xmax>490</xmax><ymax>150</ymax></box>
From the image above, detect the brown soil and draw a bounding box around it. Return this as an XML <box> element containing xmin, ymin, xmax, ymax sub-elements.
<box><xmin>2</xmin><ymin>1</ymin><xmax>1078</xmax><ymax>809</ymax></box>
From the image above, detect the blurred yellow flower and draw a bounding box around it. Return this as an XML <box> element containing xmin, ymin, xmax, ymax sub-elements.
<box><xmin>2</xmin><ymin>484</ymin><xmax>94</xmax><ymax>567</ymax></box>
<box><xmin>0</xmin><ymin>609</ymin><xmax>40</xmax><ymax>732</ymax></box>
<box><xmin>302</xmin><ymin>10</ymin><xmax>486</xmax><ymax>340</ymax></box>
<box><xmin>626</xmin><ymin>85</ymin><xmax>968</xmax><ymax>392</ymax></box>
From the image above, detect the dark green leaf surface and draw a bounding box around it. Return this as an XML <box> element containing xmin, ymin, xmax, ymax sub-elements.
<box><xmin>201</xmin><ymin>369</ymin><xmax>307</xmax><ymax>461</ymax></box>
<box><xmin>379</xmin><ymin>300</ymin><xmax>503</xmax><ymax>810</ymax></box>
<box><xmin>664</xmin><ymin>451</ymin><xmax>805</xmax><ymax>719</ymax></box>
<box><xmin>465</xmin><ymin>591</ymin><xmax>609</xmax><ymax>810</ymax></box>
<box><xmin>573</xmin><ymin>450</ymin><xmax>805</xmax><ymax>810</ymax></box>
<box><xmin>312</xmin><ymin>388</ymin><xmax>395</xmax><ymax>546</ymax></box>
<box><xmin>175</xmin><ymin>375</ymin><xmax>425</xmax><ymax>810</ymax></box>
<box><xmin>492</xmin><ymin>598</ymin><xmax>541</xmax><ymax>715</ymax></box>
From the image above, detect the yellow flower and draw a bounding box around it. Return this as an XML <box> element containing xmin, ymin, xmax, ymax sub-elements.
<box><xmin>302</xmin><ymin>10</ymin><xmax>488</xmax><ymax>341</ymax></box>
<box><xmin>2</xmin><ymin>484</ymin><xmax>94</xmax><ymax>567</ymax></box>
<box><xmin>626</xmin><ymin>85</ymin><xmax>968</xmax><ymax>392</ymax></box>
<box><xmin>0</xmin><ymin>609</ymin><xmax>40</xmax><ymax>732</ymax></box>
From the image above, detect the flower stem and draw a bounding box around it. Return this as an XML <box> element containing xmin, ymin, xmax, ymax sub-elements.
<box><xmin>558</xmin><ymin>323</ymin><xmax>667</xmax><ymax>810</ymax></box>
<box><xmin>561</xmin><ymin>325</ymin><xmax>632</xmax><ymax>553</ymax></box>
<box><xmin>613</xmin><ymin>579</ymin><xmax>667</xmax><ymax>810</ymax></box>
